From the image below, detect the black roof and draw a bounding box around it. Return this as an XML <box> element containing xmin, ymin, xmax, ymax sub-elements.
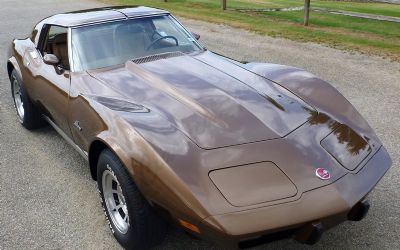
<box><xmin>43</xmin><ymin>6</ymin><xmax>169</xmax><ymax>27</ymax></box>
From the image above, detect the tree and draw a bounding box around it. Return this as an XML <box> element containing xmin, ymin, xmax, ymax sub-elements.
<box><xmin>304</xmin><ymin>0</ymin><xmax>311</xmax><ymax>26</ymax></box>
<box><xmin>221</xmin><ymin>0</ymin><xmax>226</xmax><ymax>10</ymax></box>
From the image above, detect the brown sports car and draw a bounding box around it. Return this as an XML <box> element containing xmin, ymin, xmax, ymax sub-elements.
<box><xmin>7</xmin><ymin>6</ymin><xmax>392</xmax><ymax>249</ymax></box>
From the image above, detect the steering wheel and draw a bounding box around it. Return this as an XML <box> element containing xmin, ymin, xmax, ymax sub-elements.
<box><xmin>145</xmin><ymin>36</ymin><xmax>179</xmax><ymax>51</ymax></box>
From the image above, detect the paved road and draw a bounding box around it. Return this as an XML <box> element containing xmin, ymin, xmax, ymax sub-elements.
<box><xmin>0</xmin><ymin>0</ymin><xmax>399</xmax><ymax>249</ymax></box>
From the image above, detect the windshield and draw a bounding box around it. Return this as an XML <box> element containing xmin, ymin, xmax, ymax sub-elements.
<box><xmin>71</xmin><ymin>15</ymin><xmax>202</xmax><ymax>71</ymax></box>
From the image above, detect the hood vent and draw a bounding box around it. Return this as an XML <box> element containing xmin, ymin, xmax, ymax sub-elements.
<box><xmin>132</xmin><ymin>51</ymin><xmax>184</xmax><ymax>64</ymax></box>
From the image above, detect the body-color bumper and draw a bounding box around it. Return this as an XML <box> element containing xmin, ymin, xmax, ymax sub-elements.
<box><xmin>197</xmin><ymin>146</ymin><xmax>391</xmax><ymax>248</ymax></box>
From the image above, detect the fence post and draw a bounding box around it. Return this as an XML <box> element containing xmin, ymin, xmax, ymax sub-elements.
<box><xmin>304</xmin><ymin>0</ymin><xmax>310</xmax><ymax>26</ymax></box>
<box><xmin>221</xmin><ymin>0</ymin><xmax>226</xmax><ymax>10</ymax></box>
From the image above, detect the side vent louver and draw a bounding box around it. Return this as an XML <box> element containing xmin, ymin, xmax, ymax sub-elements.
<box><xmin>84</xmin><ymin>95</ymin><xmax>149</xmax><ymax>113</ymax></box>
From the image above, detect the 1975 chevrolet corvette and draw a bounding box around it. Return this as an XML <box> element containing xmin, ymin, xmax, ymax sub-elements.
<box><xmin>7</xmin><ymin>6</ymin><xmax>392</xmax><ymax>249</ymax></box>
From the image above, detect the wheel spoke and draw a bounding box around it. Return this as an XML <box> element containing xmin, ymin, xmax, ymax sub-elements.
<box><xmin>13</xmin><ymin>79</ymin><xmax>24</xmax><ymax>120</ymax></box>
<box><xmin>112</xmin><ymin>190</ymin><xmax>122</xmax><ymax>195</ymax></box>
<box><xmin>116</xmin><ymin>203</ymin><xmax>123</xmax><ymax>210</ymax></box>
<box><xmin>102</xmin><ymin>169</ymin><xmax>129</xmax><ymax>234</ymax></box>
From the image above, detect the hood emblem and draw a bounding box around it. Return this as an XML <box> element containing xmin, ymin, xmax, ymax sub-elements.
<box><xmin>315</xmin><ymin>168</ymin><xmax>331</xmax><ymax>180</ymax></box>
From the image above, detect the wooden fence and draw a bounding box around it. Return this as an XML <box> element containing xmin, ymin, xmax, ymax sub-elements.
<box><xmin>219</xmin><ymin>0</ymin><xmax>311</xmax><ymax>26</ymax></box>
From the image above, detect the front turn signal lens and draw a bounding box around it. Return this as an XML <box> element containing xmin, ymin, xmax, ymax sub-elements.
<box><xmin>178</xmin><ymin>219</ymin><xmax>200</xmax><ymax>234</ymax></box>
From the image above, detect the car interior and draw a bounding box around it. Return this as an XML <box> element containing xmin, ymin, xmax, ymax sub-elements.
<box><xmin>42</xmin><ymin>26</ymin><xmax>70</xmax><ymax>70</ymax></box>
<box><xmin>71</xmin><ymin>16</ymin><xmax>200</xmax><ymax>71</ymax></box>
<box><xmin>39</xmin><ymin>17</ymin><xmax>200</xmax><ymax>72</ymax></box>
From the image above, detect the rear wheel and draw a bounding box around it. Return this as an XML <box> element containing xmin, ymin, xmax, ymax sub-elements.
<box><xmin>97</xmin><ymin>149</ymin><xmax>167</xmax><ymax>249</ymax></box>
<box><xmin>10</xmin><ymin>69</ymin><xmax>44</xmax><ymax>129</ymax></box>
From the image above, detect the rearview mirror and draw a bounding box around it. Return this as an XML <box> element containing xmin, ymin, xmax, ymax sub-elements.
<box><xmin>43</xmin><ymin>54</ymin><xmax>59</xmax><ymax>65</ymax></box>
<box><xmin>191</xmin><ymin>32</ymin><xmax>200</xmax><ymax>40</ymax></box>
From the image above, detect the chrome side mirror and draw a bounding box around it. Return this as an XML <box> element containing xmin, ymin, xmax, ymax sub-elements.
<box><xmin>43</xmin><ymin>54</ymin><xmax>59</xmax><ymax>65</ymax></box>
<box><xmin>191</xmin><ymin>32</ymin><xmax>200</xmax><ymax>40</ymax></box>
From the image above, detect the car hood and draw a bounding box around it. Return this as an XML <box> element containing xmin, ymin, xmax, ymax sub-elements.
<box><xmin>88</xmin><ymin>51</ymin><xmax>315</xmax><ymax>149</ymax></box>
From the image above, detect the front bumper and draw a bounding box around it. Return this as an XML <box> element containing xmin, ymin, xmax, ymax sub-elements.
<box><xmin>197</xmin><ymin>146</ymin><xmax>391</xmax><ymax>248</ymax></box>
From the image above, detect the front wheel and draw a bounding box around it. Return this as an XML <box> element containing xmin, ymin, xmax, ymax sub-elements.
<box><xmin>97</xmin><ymin>149</ymin><xmax>167</xmax><ymax>249</ymax></box>
<box><xmin>10</xmin><ymin>69</ymin><xmax>44</xmax><ymax>129</ymax></box>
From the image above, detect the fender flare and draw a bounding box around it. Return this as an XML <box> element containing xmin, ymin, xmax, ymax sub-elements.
<box><xmin>88</xmin><ymin>129</ymin><xmax>210</xmax><ymax>221</ymax></box>
<box><xmin>7</xmin><ymin>56</ymin><xmax>23</xmax><ymax>81</ymax></box>
<box><xmin>88</xmin><ymin>135</ymin><xmax>133</xmax><ymax>181</ymax></box>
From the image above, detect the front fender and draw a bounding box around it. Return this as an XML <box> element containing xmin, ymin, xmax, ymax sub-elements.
<box><xmin>244</xmin><ymin>62</ymin><xmax>380</xmax><ymax>143</ymax></box>
<box><xmin>84</xmin><ymin>103</ymin><xmax>209</xmax><ymax>223</ymax></box>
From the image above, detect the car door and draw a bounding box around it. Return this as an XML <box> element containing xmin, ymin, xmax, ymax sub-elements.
<box><xmin>24</xmin><ymin>24</ymin><xmax>72</xmax><ymax>138</ymax></box>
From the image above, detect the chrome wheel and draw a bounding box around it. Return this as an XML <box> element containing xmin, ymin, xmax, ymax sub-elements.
<box><xmin>102</xmin><ymin>166</ymin><xmax>130</xmax><ymax>234</ymax></box>
<box><xmin>12</xmin><ymin>76</ymin><xmax>24</xmax><ymax>121</ymax></box>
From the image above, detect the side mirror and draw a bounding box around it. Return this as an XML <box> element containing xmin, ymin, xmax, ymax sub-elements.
<box><xmin>43</xmin><ymin>54</ymin><xmax>59</xmax><ymax>65</ymax></box>
<box><xmin>191</xmin><ymin>32</ymin><xmax>200</xmax><ymax>40</ymax></box>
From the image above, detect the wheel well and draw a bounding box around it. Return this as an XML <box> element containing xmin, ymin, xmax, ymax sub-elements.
<box><xmin>7</xmin><ymin>61</ymin><xmax>14</xmax><ymax>80</ymax></box>
<box><xmin>88</xmin><ymin>140</ymin><xmax>109</xmax><ymax>180</ymax></box>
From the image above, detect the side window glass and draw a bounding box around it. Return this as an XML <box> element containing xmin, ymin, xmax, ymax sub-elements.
<box><xmin>41</xmin><ymin>25</ymin><xmax>70</xmax><ymax>70</ymax></box>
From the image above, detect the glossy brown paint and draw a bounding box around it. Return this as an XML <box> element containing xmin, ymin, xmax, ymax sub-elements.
<box><xmin>7</xmin><ymin>6</ymin><xmax>391</xmax><ymax>248</ymax></box>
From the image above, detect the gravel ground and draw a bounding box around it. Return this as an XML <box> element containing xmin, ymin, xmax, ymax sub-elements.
<box><xmin>0</xmin><ymin>0</ymin><xmax>399</xmax><ymax>249</ymax></box>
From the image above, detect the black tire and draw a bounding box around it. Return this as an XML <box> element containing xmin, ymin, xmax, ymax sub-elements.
<box><xmin>10</xmin><ymin>69</ymin><xmax>44</xmax><ymax>129</ymax></box>
<box><xmin>97</xmin><ymin>149</ymin><xmax>167</xmax><ymax>249</ymax></box>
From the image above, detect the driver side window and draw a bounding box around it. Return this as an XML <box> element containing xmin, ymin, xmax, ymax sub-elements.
<box><xmin>41</xmin><ymin>25</ymin><xmax>70</xmax><ymax>70</ymax></box>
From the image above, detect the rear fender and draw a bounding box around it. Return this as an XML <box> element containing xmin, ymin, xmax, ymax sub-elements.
<box><xmin>8</xmin><ymin>38</ymin><xmax>36</xmax><ymax>81</ymax></box>
<box><xmin>7</xmin><ymin>56</ymin><xmax>22</xmax><ymax>80</ymax></box>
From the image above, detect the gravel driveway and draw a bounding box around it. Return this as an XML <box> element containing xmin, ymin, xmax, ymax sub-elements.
<box><xmin>0</xmin><ymin>0</ymin><xmax>399</xmax><ymax>249</ymax></box>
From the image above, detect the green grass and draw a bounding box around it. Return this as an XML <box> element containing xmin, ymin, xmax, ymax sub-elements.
<box><xmin>311</xmin><ymin>1</ymin><xmax>400</xmax><ymax>18</ymax></box>
<box><xmin>102</xmin><ymin>0</ymin><xmax>400</xmax><ymax>60</ymax></box>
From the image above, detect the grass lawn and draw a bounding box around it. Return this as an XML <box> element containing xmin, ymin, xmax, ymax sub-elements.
<box><xmin>101</xmin><ymin>0</ymin><xmax>400</xmax><ymax>61</ymax></box>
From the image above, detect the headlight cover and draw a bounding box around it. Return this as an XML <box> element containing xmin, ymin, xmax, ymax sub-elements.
<box><xmin>321</xmin><ymin>124</ymin><xmax>372</xmax><ymax>171</ymax></box>
<box><xmin>209</xmin><ymin>162</ymin><xmax>297</xmax><ymax>207</ymax></box>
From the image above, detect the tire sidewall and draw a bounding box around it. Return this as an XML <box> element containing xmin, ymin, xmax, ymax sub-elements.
<box><xmin>97</xmin><ymin>151</ymin><xmax>142</xmax><ymax>249</ymax></box>
<box><xmin>10</xmin><ymin>70</ymin><xmax>24</xmax><ymax>124</ymax></box>
<box><xmin>10</xmin><ymin>69</ymin><xmax>43</xmax><ymax>129</ymax></box>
